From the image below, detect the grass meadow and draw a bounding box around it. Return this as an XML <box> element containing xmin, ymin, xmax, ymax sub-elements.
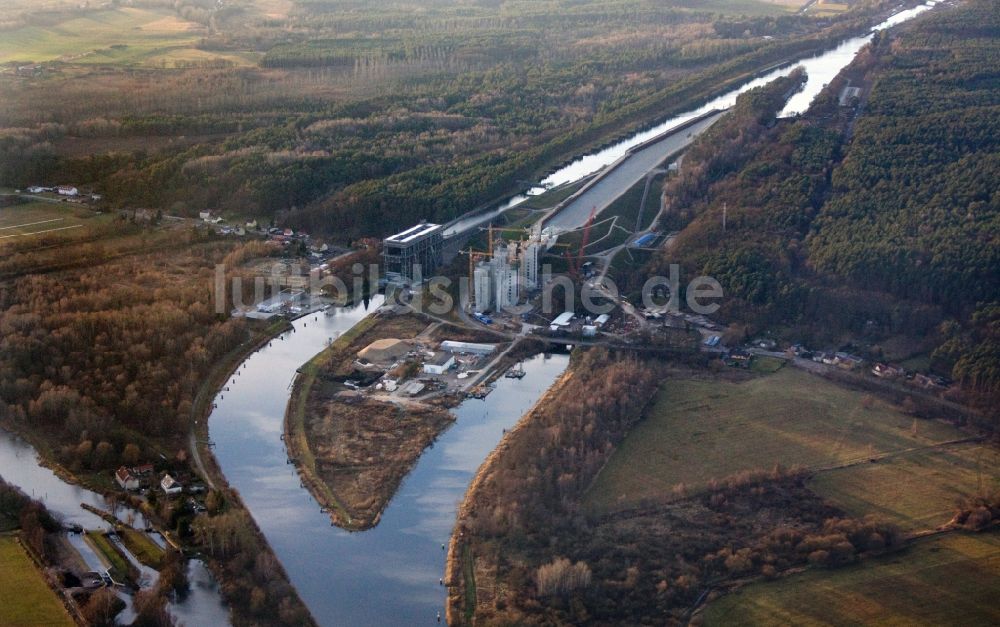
<box><xmin>0</xmin><ymin>200</ymin><xmax>109</xmax><ymax>249</ymax></box>
<box><xmin>810</xmin><ymin>443</ymin><xmax>1000</xmax><ymax>531</ymax></box>
<box><xmin>0</xmin><ymin>6</ymin><xmax>244</xmax><ymax>66</ymax></box>
<box><xmin>584</xmin><ymin>368</ymin><xmax>964</xmax><ymax>511</ymax></box>
<box><xmin>703</xmin><ymin>532</ymin><xmax>1000</xmax><ymax>626</ymax></box>
<box><xmin>0</xmin><ymin>535</ymin><xmax>73</xmax><ymax>627</ymax></box>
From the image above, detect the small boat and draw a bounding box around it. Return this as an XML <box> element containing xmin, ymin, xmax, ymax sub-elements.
<box><xmin>504</xmin><ymin>363</ymin><xmax>526</xmax><ymax>379</ymax></box>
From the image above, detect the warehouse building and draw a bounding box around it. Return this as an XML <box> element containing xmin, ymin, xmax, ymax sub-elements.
<box><xmin>422</xmin><ymin>352</ymin><xmax>455</xmax><ymax>375</ymax></box>
<box><xmin>439</xmin><ymin>341</ymin><xmax>496</xmax><ymax>356</ymax></box>
<box><xmin>383</xmin><ymin>222</ymin><xmax>443</xmax><ymax>284</ymax></box>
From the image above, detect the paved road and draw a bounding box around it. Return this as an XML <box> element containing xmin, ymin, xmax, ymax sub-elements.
<box><xmin>544</xmin><ymin>111</ymin><xmax>725</xmax><ymax>233</ymax></box>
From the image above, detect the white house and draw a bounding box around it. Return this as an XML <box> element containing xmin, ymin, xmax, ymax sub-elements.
<box><xmin>199</xmin><ymin>210</ymin><xmax>212</xmax><ymax>221</ymax></box>
<box><xmin>160</xmin><ymin>474</ymin><xmax>183</xmax><ymax>495</ymax></box>
<box><xmin>56</xmin><ymin>186</ymin><xmax>79</xmax><ymax>196</ymax></box>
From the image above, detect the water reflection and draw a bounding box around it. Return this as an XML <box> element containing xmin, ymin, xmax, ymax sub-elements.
<box><xmin>0</xmin><ymin>430</ymin><xmax>229</xmax><ymax>625</ymax></box>
<box><xmin>209</xmin><ymin>298</ymin><xmax>569</xmax><ymax>625</ymax></box>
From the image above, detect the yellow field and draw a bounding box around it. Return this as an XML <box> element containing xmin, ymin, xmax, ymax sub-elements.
<box><xmin>810</xmin><ymin>443</ymin><xmax>1000</xmax><ymax>531</ymax></box>
<box><xmin>584</xmin><ymin>368</ymin><xmax>964</xmax><ymax>511</ymax></box>
<box><xmin>703</xmin><ymin>532</ymin><xmax>1000</xmax><ymax>626</ymax></box>
<box><xmin>813</xmin><ymin>0</ymin><xmax>851</xmax><ymax>14</ymax></box>
<box><xmin>0</xmin><ymin>7</ymin><xmax>205</xmax><ymax>65</ymax></box>
<box><xmin>0</xmin><ymin>535</ymin><xmax>74</xmax><ymax>627</ymax></box>
<box><xmin>144</xmin><ymin>48</ymin><xmax>260</xmax><ymax>68</ymax></box>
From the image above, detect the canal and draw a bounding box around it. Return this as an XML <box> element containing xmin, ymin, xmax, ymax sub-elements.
<box><xmin>0</xmin><ymin>429</ymin><xmax>230</xmax><ymax>625</ymax></box>
<box><xmin>207</xmin><ymin>298</ymin><xmax>570</xmax><ymax>624</ymax></box>
<box><xmin>444</xmin><ymin>0</ymin><xmax>940</xmax><ymax>237</ymax></box>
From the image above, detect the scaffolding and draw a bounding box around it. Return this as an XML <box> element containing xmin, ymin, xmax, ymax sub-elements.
<box><xmin>382</xmin><ymin>222</ymin><xmax>443</xmax><ymax>284</ymax></box>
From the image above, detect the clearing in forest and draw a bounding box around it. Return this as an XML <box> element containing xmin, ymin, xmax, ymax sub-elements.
<box><xmin>703</xmin><ymin>532</ymin><xmax>1000</xmax><ymax>626</ymax></box>
<box><xmin>585</xmin><ymin>368</ymin><xmax>965</xmax><ymax>511</ymax></box>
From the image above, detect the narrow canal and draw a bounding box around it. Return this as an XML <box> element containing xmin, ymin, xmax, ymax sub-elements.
<box><xmin>207</xmin><ymin>298</ymin><xmax>570</xmax><ymax>625</ymax></box>
<box><xmin>444</xmin><ymin>0</ymin><xmax>940</xmax><ymax>237</ymax></box>
<box><xmin>0</xmin><ymin>430</ymin><xmax>230</xmax><ymax>625</ymax></box>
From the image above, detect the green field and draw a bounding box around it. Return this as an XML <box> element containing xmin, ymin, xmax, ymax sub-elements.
<box><xmin>519</xmin><ymin>179</ymin><xmax>589</xmax><ymax>210</ymax></box>
<box><xmin>703</xmin><ymin>532</ymin><xmax>1000</xmax><ymax>626</ymax></box>
<box><xmin>0</xmin><ymin>535</ymin><xmax>74</xmax><ymax>627</ymax></box>
<box><xmin>750</xmin><ymin>355</ymin><xmax>786</xmax><ymax>374</ymax></box>
<box><xmin>584</xmin><ymin>368</ymin><xmax>965</xmax><ymax>511</ymax></box>
<box><xmin>0</xmin><ymin>201</ymin><xmax>103</xmax><ymax>246</ymax></box>
<box><xmin>119</xmin><ymin>528</ymin><xmax>165</xmax><ymax>569</ymax></box>
<box><xmin>0</xmin><ymin>7</ymin><xmax>206</xmax><ymax>65</ymax></box>
<box><xmin>85</xmin><ymin>530</ymin><xmax>134</xmax><ymax>583</ymax></box>
<box><xmin>810</xmin><ymin>444</ymin><xmax>1000</xmax><ymax>531</ymax></box>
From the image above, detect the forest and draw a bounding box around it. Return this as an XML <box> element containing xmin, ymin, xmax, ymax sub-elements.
<box><xmin>0</xmin><ymin>235</ymin><xmax>314</xmax><ymax>625</ymax></box>
<box><xmin>0</xmin><ymin>0</ymin><xmax>908</xmax><ymax>238</ymax></box>
<box><xmin>0</xmin><ymin>241</ymin><xmax>246</xmax><ymax>452</ymax></box>
<box><xmin>646</xmin><ymin>0</ymin><xmax>1000</xmax><ymax>418</ymax></box>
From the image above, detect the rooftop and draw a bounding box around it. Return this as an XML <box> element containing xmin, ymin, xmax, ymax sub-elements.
<box><xmin>551</xmin><ymin>311</ymin><xmax>574</xmax><ymax>326</ymax></box>
<box><xmin>425</xmin><ymin>352</ymin><xmax>454</xmax><ymax>366</ymax></box>
<box><xmin>439</xmin><ymin>340</ymin><xmax>496</xmax><ymax>354</ymax></box>
<box><xmin>385</xmin><ymin>222</ymin><xmax>442</xmax><ymax>244</ymax></box>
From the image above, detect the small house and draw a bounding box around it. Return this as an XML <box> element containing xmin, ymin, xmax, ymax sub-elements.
<box><xmin>115</xmin><ymin>467</ymin><xmax>139</xmax><ymax>491</ymax></box>
<box><xmin>422</xmin><ymin>352</ymin><xmax>455</xmax><ymax>375</ymax></box>
<box><xmin>835</xmin><ymin>352</ymin><xmax>863</xmax><ymax>370</ymax></box>
<box><xmin>56</xmin><ymin>186</ymin><xmax>79</xmax><ymax>196</ymax></box>
<box><xmin>725</xmin><ymin>348</ymin><xmax>752</xmax><ymax>367</ymax></box>
<box><xmin>161</xmin><ymin>474</ymin><xmax>183</xmax><ymax>495</ymax></box>
<box><xmin>872</xmin><ymin>363</ymin><xmax>903</xmax><ymax>378</ymax></box>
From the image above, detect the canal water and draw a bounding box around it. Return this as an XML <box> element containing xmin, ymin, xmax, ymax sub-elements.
<box><xmin>0</xmin><ymin>430</ymin><xmax>231</xmax><ymax>625</ymax></box>
<box><xmin>444</xmin><ymin>0</ymin><xmax>939</xmax><ymax>236</ymax></box>
<box><xmin>207</xmin><ymin>298</ymin><xmax>570</xmax><ymax>625</ymax></box>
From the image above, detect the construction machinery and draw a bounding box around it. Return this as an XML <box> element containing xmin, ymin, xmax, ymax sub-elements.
<box><xmin>478</xmin><ymin>224</ymin><xmax>532</xmax><ymax>255</ymax></box>
<box><xmin>565</xmin><ymin>206</ymin><xmax>597</xmax><ymax>277</ymax></box>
